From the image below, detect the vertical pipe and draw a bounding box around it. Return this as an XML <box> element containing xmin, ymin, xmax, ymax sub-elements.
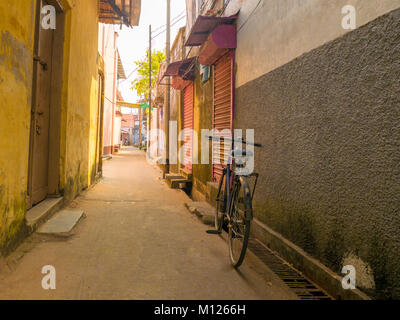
<box><xmin>165</xmin><ymin>0</ymin><xmax>171</xmax><ymax>175</ymax></box>
<box><xmin>139</xmin><ymin>106</ymin><xmax>142</xmax><ymax>147</ymax></box>
<box><xmin>111</xmin><ymin>31</ymin><xmax>117</xmax><ymax>154</ymax></box>
<box><xmin>148</xmin><ymin>25</ymin><xmax>152</xmax><ymax>156</ymax></box>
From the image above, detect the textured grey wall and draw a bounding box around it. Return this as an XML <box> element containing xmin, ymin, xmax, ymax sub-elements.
<box><xmin>234</xmin><ymin>9</ymin><xmax>400</xmax><ymax>299</ymax></box>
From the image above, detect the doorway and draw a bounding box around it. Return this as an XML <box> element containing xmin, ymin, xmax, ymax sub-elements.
<box><xmin>28</xmin><ymin>0</ymin><xmax>65</xmax><ymax>208</ymax></box>
<box><xmin>94</xmin><ymin>73</ymin><xmax>105</xmax><ymax>180</ymax></box>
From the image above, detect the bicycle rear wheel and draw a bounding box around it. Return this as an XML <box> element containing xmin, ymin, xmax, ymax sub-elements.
<box><xmin>228</xmin><ymin>177</ymin><xmax>252</xmax><ymax>268</ymax></box>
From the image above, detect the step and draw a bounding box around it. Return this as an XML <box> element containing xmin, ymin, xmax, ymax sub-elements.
<box><xmin>25</xmin><ymin>197</ymin><xmax>64</xmax><ymax>232</ymax></box>
<box><xmin>179</xmin><ymin>169</ymin><xmax>192</xmax><ymax>180</ymax></box>
<box><xmin>37</xmin><ymin>209</ymin><xmax>84</xmax><ymax>237</ymax></box>
<box><xmin>165</xmin><ymin>173</ymin><xmax>184</xmax><ymax>180</ymax></box>
<box><xmin>167</xmin><ymin>177</ymin><xmax>190</xmax><ymax>189</ymax></box>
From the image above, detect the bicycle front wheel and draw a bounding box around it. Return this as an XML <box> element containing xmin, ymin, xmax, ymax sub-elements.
<box><xmin>228</xmin><ymin>177</ymin><xmax>252</xmax><ymax>268</ymax></box>
<box><xmin>215</xmin><ymin>169</ymin><xmax>227</xmax><ymax>232</ymax></box>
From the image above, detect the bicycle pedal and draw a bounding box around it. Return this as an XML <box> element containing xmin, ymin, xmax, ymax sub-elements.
<box><xmin>206</xmin><ymin>230</ymin><xmax>221</xmax><ymax>235</ymax></box>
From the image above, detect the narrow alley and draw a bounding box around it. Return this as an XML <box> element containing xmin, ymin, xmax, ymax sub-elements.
<box><xmin>0</xmin><ymin>148</ymin><xmax>296</xmax><ymax>300</ymax></box>
<box><xmin>1</xmin><ymin>0</ymin><xmax>400</xmax><ymax>304</ymax></box>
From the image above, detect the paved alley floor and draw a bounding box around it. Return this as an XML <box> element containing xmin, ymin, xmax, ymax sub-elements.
<box><xmin>0</xmin><ymin>147</ymin><xmax>296</xmax><ymax>300</ymax></box>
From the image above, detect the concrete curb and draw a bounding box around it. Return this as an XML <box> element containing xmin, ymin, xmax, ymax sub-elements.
<box><xmin>190</xmin><ymin>187</ymin><xmax>371</xmax><ymax>300</ymax></box>
<box><xmin>184</xmin><ymin>202</ymin><xmax>214</xmax><ymax>226</ymax></box>
<box><xmin>251</xmin><ymin>218</ymin><xmax>371</xmax><ymax>300</ymax></box>
<box><xmin>102</xmin><ymin>155</ymin><xmax>112</xmax><ymax>161</ymax></box>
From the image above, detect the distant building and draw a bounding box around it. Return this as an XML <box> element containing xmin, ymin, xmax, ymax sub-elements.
<box><xmin>98</xmin><ymin>25</ymin><xmax>127</xmax><ymax>155</ymax></box>
<box><xmin>121</xmin><ymin>113</ymin><xmax>140</xmax><ymax>146</ymax></box>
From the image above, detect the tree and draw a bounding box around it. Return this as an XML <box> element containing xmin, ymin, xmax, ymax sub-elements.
<box><xmin>131</xmin><ymin>49</ymin><xmax>166</xmax><ymax>101</ymax></box>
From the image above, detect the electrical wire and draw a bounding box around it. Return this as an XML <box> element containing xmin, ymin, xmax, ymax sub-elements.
<box><xmin>151</xmin><ymin>14</ymin><xmax>186</xmax><ymax>41</ymax></box>
<box><xmin>237</xmin><ymin>0</ymin><xmax>262</xmax><ymax>32</ymax></box>
<box><xmin>118</xmin><ymin>65</ymin><xmax>140</xmax><ymax>84</ymax></box>
<box><xmin>117</xmin><ymin>12</ymin><xmax>186</xmax><ymax>84</ymax></box>
<box><xmin>152</xmin><ymin>10</ymin><xmax>185</xmax><ymax>33</ymax></box>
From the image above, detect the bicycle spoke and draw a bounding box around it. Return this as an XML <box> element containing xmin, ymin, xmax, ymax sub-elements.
<box><xmin>228</xmin><ymin>178</ymin><xmax>252</xmax><ymax>268</ymax></box>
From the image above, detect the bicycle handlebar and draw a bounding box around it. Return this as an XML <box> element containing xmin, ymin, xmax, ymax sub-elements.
<box><xmin>206</xmin><ymin>135</ymin><xmax>262</xmax><ymax>148</ymax></box>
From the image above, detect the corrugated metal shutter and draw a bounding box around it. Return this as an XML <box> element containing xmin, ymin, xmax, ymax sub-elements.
<box><xmin>213</xmin><ymin>52</ymin><xmax>232</xmax><ymax>181</ymax></box>
<box><xmin>183</xmin><ymin>82</ymin><xmax>194</xmax><ymax>173</ymax></box>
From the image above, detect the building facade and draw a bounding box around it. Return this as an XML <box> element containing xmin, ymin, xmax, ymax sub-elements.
<box><xmin>156</xmin><ymin>0</ymin><xmax>400</xmax><ymax>299</ymax></box>
<box><xmin>98</xmin><ymin>24</ymin><xmax>126</xmax><ymax>155</ymax></box>
<box><xmin>0</xmin><ymin>0</ymin><xmax>140</xmax><ymax>255</ymax></box>
<box><xmin>121</xmin><ymin>113</ymin><xmax>139</xmax><ymax>145</ymax></box>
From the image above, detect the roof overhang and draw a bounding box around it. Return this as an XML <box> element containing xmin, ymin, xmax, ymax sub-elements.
<box><xmin>161</xmin><ymin>57</ymin><xmax>197</xmax><ymax>90</ymax></box>
<box><xmin>117</xmin><ymin>51</ymin><xmax>126</xmax><ymax>79</ymax></box>
<box><xmin>198</xmin><ymin>24</ymin><xmax>236</xmax><ymax>65</ymax></box>
<box><xmin>185</xmin><ymin>14</ymin><xmax>238</xmax><ymax>47</ymax></box>
<box><xmin>99</xmin><ymin>0</ymin><xmax>141</xmax><ymax>27</ymax></box>
<box><xmin>171</xmin><ymin>77</ymin><xmax>193</xmax><ymax>91</ymax></box>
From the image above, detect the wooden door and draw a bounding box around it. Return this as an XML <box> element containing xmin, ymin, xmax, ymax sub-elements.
<box><xmin>30</xmin><ymin>0</ymin><xmax>54</xmax><ymax>205</ymax></box>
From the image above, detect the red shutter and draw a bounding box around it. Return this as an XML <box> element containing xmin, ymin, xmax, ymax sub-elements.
<box><xmin>183</xmin><ymin>83</ymin><xmax>194</xmax><ymax>173</ymax></box>
<box><xmin>213</xmin><ymin>52</ymin><xmax>233</xmax><ymax>181</ymax></box>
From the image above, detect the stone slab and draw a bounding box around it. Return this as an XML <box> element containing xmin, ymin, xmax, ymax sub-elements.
<box><xmin>37</xmin><ymin>210</ymin><xmax>84</xmax><ymax>235</ymax></box>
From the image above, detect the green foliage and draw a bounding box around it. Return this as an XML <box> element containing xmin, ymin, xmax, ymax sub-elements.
<box><xmin>131</xmin><ymin>49</ymin><xmax>165</xmax><ymax>100</ymax></box>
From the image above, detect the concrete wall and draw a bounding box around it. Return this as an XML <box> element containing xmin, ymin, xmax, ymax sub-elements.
<box><xmin>234</xmin><ymin>6</ymin><xmax>400</xmax><ymax>299</ymax></box>
<box><xmin>225</xmin><ymin>0</ymin><xmax>400</xmax><ymax>87</ymax></box>
<box><xmin>169</xmin><ymin>28</ymin><xmax>186</xmax><ymax>174</ymax></box>
<box><xmin>98</xmin><ymin>23</ymin><xmax>117</xmax><ymax>155</ymax></box>
<box><xmin>0</xmin><ymin>0</ymin><xmax>101</xmax><ymax>253</ymax></box>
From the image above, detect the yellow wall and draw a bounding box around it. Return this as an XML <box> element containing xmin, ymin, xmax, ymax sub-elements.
<box><xmin>0</xmin><ymin>0</ymin><xmax>36</xmax><ymax>253</ymax></box>
<box><xmin>0</xmin><ymin>0</ymin><xmax>101</xmax><ymax>253</ymax></box>
<box><xmin>59</xmin><ymin>0</ymin><xmax>100</xmax><ymax>198</ymax></box>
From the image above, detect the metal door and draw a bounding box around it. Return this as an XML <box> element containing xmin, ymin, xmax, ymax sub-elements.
<box><xmin>212</xmin><ymin>52</ymin><xmax>233</xmax><ymax>181</ymax></box>
<box><xmin>183</xmin><ymin>83</ymin><xmax>194</xmax><ymax>173</ymax></box>
<box><xmin>30</xmin><ymin>0</ymin><xmax>54</xmax><ymax>205</ymax></box>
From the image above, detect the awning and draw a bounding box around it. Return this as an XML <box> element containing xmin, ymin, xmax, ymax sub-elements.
<box><xmin>162</xmin><ymin>57</ymin><xmax>197</xmax><ymax>81</ymax></box>
<box><xmin>185</xmin><ymin>14</ymin><xmax>238</xmax><ymax>47</ymax></box>
<box><xmin>99</xmin><ymin>0</ymin><xmax>141</xmax><ymax>27</ymax></box>
<box><xmin>117</xmin><ymin>51</ymin><xmax>126</xmax><ymax>79</ymax></box>
<box><xmin>171</xmin><ymin>77</ymin><xmax>193</xmax><ymax>91</ymax></box>
<box><xmin>198</xmin><ymin>24</ymin><xmax>236</xmax><ymax>65</ymax></box>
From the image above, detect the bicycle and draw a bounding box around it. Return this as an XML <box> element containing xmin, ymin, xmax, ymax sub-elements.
<box><xmin>207</xmin><ymin>135</ymin><xmax>261</xmax><ymax>268</ymax></box>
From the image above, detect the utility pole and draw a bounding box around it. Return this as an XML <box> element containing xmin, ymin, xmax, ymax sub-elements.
<box><xmin>148</xmin><ymin>24</ymin><xmax>152</xmax><ymax>156</ymax></box>
<box><xmin>139</xmin><ymin>106</ymin><xmax>142</xmax><ymax>147</ymax></box>
<box><xmin>164</xmin><ymin>0</ymin><xmax>171</xmax><ymax>175</ymax></box>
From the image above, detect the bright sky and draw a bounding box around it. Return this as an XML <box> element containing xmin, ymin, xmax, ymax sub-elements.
<box><xmin>116</xmin><ymin>0</ymin><xmax>187</xmax><ymax>112</ymax></box>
